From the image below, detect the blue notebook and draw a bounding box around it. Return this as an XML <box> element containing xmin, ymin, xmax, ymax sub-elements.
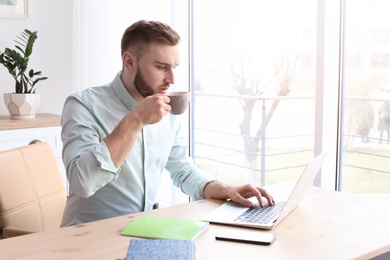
<box><xmin>125</xmin><ymin>239</ymin><xmax>195</xmax><ymax>260</ymax></box>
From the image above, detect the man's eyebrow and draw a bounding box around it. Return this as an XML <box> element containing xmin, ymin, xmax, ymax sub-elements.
<box><xmin>155</xmin><ymin>61</ymin><xmax>170</xmax><ymax>66</ymax></box>
<box><xmin>154</xmin><ymin>61</ymin><xmax>180</xmax><ymax>67</ymax></box>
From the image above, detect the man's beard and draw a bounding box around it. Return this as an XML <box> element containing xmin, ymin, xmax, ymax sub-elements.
<box><xmin>134</xmin><ymin>67</ymin><xmax>154</xmax><ymax>98</ymax></box>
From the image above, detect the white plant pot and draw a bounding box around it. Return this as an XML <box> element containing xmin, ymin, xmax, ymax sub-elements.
<box><xmin>3</xmin><ymin>93</ymin><xmax>40</xmax><ymax>119</ymax></box>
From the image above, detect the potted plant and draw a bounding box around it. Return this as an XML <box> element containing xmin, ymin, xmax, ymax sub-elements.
<box><xmin>0</xmin><ymin>29</ymin><xmax>48</xmax><ymax>119</ymax></box>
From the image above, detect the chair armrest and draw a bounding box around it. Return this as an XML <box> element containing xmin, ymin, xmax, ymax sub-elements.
<box><xmin>3</xmin><ymin>227</ymin><xmax>35</xmax><ymax>238</ymax></box>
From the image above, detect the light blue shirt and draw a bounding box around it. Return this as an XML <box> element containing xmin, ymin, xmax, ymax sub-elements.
<box><xmin>60</xmin><ymin>72</ymin><xmax>211</xmax><ymax>226</ymax></box>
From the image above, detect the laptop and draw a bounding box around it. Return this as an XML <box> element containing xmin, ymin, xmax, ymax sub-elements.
<box><xmin>201</xmin><ymin>151</ymin><xmax>329</xmax><ymax>229</ymax></box>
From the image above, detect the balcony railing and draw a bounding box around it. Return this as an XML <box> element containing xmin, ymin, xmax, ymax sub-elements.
<box><xmin>191</xmin><ymin>92</ymin><xmax>390</xmax><ymax>191</ymax></box>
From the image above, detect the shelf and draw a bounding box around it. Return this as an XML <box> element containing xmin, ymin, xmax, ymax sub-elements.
<box><xmin>0</xmin><ymin>113</ymin><xmax>61</xmax><ymax>131</ymax></box>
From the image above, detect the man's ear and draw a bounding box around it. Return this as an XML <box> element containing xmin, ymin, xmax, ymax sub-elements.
<box><xmin>123</xmin><ymin>51</ymin><xmax>136</xmax><ymax>72</ymax></box>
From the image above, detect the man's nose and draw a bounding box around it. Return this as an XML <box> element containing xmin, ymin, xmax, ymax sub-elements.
<box><xmin>165</xmin><ymin>69</ymin><xmax>175</xmax><ymax>84</ymax></box>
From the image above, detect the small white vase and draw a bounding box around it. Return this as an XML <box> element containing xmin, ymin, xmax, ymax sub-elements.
<box><xmin>3</xmin><ymin>93</ymin><xmax>41</xmax><ymax>119</ymax></box>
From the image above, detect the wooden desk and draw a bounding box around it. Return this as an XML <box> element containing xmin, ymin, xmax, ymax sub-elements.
<box><xmin>0</xmin><ymin>186</ymin><xmax>389</xmax><ymax>260</ymax></box>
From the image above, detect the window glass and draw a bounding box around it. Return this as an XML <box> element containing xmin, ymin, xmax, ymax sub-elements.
<box><xmin>340</xmin><ymin>0</ymin><xmax>390</xmax><ymax>194</ymax></box>
<box><xmin>191</xmin><ymin>0</ymin><xmax>319</xmax><ymax>186</ymax></box>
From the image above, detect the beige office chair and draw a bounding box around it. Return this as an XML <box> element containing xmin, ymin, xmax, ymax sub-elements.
<box><xmin>0</xmin><ymin>142</ymin><xmax>66</xmax><ymax>238</ymax></box>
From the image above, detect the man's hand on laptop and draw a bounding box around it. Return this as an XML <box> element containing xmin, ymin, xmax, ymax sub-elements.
<box><xmin>203</xmin><ymin>181</ymin><xmax>275</xmax><ymax>208</ymax></box>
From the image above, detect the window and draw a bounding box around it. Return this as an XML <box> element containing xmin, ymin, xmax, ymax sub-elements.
<box><xmin>191</xmin><ymin>0</ymin><xmax>390</xmax><ymax>195</ymax></box>
<box><xmin>191</xmin><ymin>0</ymin><xmax>323</xmax><ymax>187</ymax></box>
<box><xmin>339</xmin><ymin>0</ymin><xmax>390</xmax><ymax>194</ymax></box>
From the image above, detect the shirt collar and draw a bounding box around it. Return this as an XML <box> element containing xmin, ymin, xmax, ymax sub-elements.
<box><xmin>111</xmin><ymin>71</ymin><xmax>137</xmax><ymax>110</ymax></box>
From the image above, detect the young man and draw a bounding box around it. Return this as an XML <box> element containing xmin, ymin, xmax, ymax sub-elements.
<box><xmin>60</xmin><ymin>20</ymin><xmax>274</xmax><ymax>226</ymax></box>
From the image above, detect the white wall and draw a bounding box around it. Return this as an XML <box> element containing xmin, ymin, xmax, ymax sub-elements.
<box><xmin>0</xmin><ymin>0</ymin><xmax>73</xmax><ymax>116</ymax></box>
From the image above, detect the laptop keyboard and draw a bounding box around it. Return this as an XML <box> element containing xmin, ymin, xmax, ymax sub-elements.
<box><xmin>234</xmin><ymin>201</ymin><xmax>286</xmax><ymax>224</ymax></box>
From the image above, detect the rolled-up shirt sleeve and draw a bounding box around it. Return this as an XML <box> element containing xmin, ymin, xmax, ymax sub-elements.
<box><xmin>165</xmin><ymin>121</ymin><xmax>213</xmax><ymax>201</ymax></box>
<box><xmin>61</xmin><ymin>94</ymin><xmax>120</xmax><ymax>198</ymax></box>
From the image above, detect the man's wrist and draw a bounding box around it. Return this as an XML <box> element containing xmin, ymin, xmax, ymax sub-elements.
<box><xmin>202</xmin><ymin>180</ymin><xmax>217</xmax><ymax>199</ymax></box>
<box><xmin>203</xmin><ymin>180</ymin><xmax>231</xmax><ymax>200</ymax></box>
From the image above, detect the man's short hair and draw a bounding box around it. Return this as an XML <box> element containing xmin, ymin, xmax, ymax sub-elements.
<box><xmin>121</xmin><ymin>20</ymin><xmax>181</xmax><ymax>58</ymax></box>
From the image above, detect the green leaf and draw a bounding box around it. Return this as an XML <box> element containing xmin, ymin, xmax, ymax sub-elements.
<box><xmin>0</xmin><ymin>29</ymin><xmax>47</xmax><ymax>93</ymax></box>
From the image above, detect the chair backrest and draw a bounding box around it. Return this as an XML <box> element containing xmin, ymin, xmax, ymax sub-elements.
<box><xmin>0</xmin><ymin>142</ymin><xmax>66</xmax><ymax>236</ymax></box>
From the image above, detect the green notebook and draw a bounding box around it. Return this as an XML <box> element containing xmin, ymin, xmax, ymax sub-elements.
<box><xmin>121</xmin><ymin>216</ymin><xmax>209</xmax><ymax>240</ymax></box>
